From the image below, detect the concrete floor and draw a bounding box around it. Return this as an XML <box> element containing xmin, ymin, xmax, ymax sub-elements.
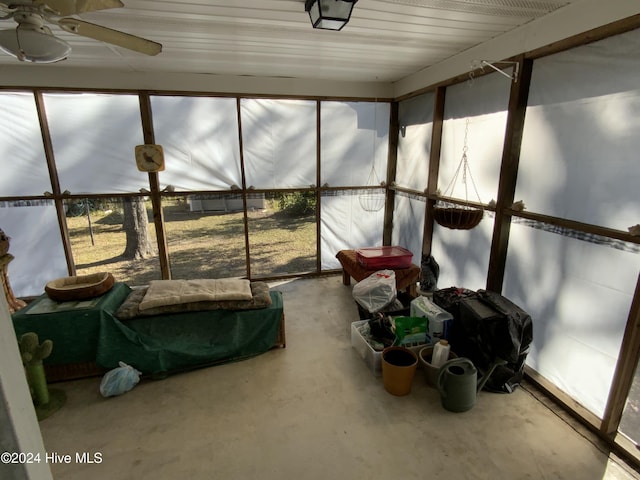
<box><xmin>39</xmin><ymin>276</ymin><xmax>640</xmax><ymax>480</ymax></box>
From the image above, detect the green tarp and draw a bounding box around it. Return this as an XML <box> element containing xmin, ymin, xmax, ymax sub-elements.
<box><xmin>12</xmin><ymin>283</ymin><xmax>284</xmax><ymax>377</ymax></box>
<box><xmin>12</xmin><ymin>283</ymin><xmax>132</xmax><ymax>365</ymax></box>
<box><xmin>96</xmin><ymin>291</ymin><xmax>284</xmax><ymax>376</ymax></box>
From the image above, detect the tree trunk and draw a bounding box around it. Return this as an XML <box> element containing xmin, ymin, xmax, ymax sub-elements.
<box><xmin>122</xmin><ymin>197</ymin><xmax>155</xmax><ymax>260</ymax></box>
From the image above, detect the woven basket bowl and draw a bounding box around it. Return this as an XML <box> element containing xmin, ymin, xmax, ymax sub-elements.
<box><xmin>434</xmin><ymin>207</ymin><xmax>483</xmax><ymax>230</ymax></box>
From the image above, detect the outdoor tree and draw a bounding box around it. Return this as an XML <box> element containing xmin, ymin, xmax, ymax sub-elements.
<box><xmin>122</xmin><ymin>196</ymin><xmax>155</xmax><ymax>259</ymax></box>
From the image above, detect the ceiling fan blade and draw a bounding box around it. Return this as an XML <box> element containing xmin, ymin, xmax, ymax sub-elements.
<box><xmin>36</xmin><ymin>0</ymin><xmax>123</xmax><ymax>17</ymax></box>
<box><xmin>58</xmin><ymin>17</ymin><xmax>162</xmax><ymax>56</ymax></box>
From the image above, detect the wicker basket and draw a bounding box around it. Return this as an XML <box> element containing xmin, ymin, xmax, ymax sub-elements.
<box><xmin>44</xmin><ymin>362</ymin><xmax>108</xmax><ymax>383</ymax></box>
<box><xmin>45</xmin><ymin>272</ymin><xmax>115</xmax><ymax>302</ymax></box>
<box><xmin>433</xmin><ymin>206</ymin><xmax>483</xmax><ymax>230</ymax></box>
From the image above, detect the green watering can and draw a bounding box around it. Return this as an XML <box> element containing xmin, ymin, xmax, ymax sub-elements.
<box><xmin>436</xmin><ymin>357</ymin><xmax>507</xmax><ymax>413</ymax></box>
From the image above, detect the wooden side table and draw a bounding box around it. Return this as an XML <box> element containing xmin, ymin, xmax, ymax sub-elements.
<box><xmin>336</xmin><ymin>249</ymin><xmax>420</xmax><ymax>296</ymax></box>
<box><xmin>1</xmin><ymin>254</ymin><xmax>26</xmax><ymax>313</ymax></box>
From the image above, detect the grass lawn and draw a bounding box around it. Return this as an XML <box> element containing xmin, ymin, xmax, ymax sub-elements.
<box><xmin>67</xmin><ymin>198</ymin><xmax>316</xmax><ymax>286</ymax></box>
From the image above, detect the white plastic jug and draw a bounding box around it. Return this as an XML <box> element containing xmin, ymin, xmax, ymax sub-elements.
<box><xmin>431</xmin><ymin>339</ymin><xmax>451</xmax><ymax>368</ymax></box>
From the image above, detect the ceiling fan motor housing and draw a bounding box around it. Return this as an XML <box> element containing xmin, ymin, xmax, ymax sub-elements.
<box><xmin>0</xmin><ymin>0</ymin><xmax>161</xmax><ymax>61</ymax></box>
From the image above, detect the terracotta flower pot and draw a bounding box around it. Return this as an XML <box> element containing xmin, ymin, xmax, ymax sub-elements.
<box><xmin>381</xmin><ymin>346</ymin><xmax>418</xmax><ymax>396</ymax></box>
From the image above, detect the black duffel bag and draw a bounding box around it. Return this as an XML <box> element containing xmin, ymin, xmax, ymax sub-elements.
<box><xmin>434</xmin><ymin>288</ymin><xmax>533</xmax><ymax>393</ymax></box>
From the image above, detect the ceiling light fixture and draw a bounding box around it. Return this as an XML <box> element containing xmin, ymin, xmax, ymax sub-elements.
<box><xmin>0</xmin><ymin>24</ymin><xmax>70</xmax><ymax>63</ymax></box>
<box><xmin>305</xmin><ymin>0</ymin><xmax>358</xmax><ymax>31</ymax></box>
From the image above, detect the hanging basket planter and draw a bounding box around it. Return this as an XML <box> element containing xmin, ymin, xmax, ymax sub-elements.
<box><xmin>435</xmin><ymin>118</ymin><xmax>484</xmax><ymax>230</ymax></box>
<box><xmin>359</xmin><ymin>189</ymin><xmax>385</xmax><ymax>212</ymax></box>
<box><xmin>433</xmin><ymin>205</ymin><xmax>483</xmax><ymax>230</ymax></box>
<box><xmin>358</xmin><ymin>101</ymin><xmax>385</xmax><ymax>213</ymax></box>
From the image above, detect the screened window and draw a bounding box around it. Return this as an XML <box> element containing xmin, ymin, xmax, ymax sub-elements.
<box><xmin>321</xmin><ymin>101</ymin><xmax>390</xmax><ymax>188</ymax></box>
<box><xmin>517</xmin><ymin>28</ymin><xmax>640</xmax><ymax>231</ymax></box>
<box><xmin>247</xmin><ymin>192</ymin><xmax>316</xmax><ymax>277</ymax></box>
<box><xmin>439</xmin><ymin>72</ymin><xmax>511</xmax><ymax>204</ymax></box>
<box><xmin>242</xmin><ymin>99</ymin><xmax>317</xmax><ymax>189</ymax></box>
<box><xmin>0</xmin><ymin>92</ymin><xmax>51</xmax><ymax>196</ymax></box>
<box><xmin>396</xmin><ymin>93</ymin><xmax>433</xmax><ymax>191</ymax></box>
<box><xmin>320</xmin><ymin>190</ymin><xmax>385</xmax><ymax>270</ymax></box>
<box><xmin>43</xmin><ymin>93</ymin><xmax>146</xmax><ymax>194</ymax></box>
<box><xmin>150</xmin><ymin>96</ymin><xmax>242</xmax><ymax>191</ymax></box>
<box><xmin>391</xmin><ymin>192</ymin><xmax>425</xmax><ymax>268</ymax></box>
<box><xmin>430</xmin><ymin>217</ymin><xmax>495</xmax><ymax>291</ymax></box>
<box><xmin>503</xmin><ymin>220</ymin><xmax>640</xmax><ymax>417</ymax></box>
<box><xmin>164</xmin><ymin>194</ymin><xmax>248</xmax><ymax>279</ymax></box>
<box><xmin>68</xmin><ymin>197</ymin><xmax>162</xmax><ymax>286</ymax></box>
<box><xmin>0</xmin><ymin>202</ymin><xmax>67</xmax><ymax>297</ymax></box>
<box><xmin>431</xmin><ymin>71</ymin><xmax>510</xmax><ymax>289</ymax></box>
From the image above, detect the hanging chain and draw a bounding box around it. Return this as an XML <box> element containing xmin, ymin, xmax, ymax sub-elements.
<box><xmin>463</xmin><ymin>117</ymin><xmax>469</xmax><ymax>156</ymax></box>
<box><xmin>461</xmin><ymin>118</ymin><xmax>469</xmax><ymax>198</ymax></box>
<box><xmin>360</xmin><ymin>100</ymin><xmax>385</xmax><ymax>212</ymax></box>
<box><xmin>439</xmin><ymin>117</ymin><xmax>482</xmax><ymax>206</ymax></box>
<box><xmin>368</xmin><ymin>100</ymin><xmax>381</xmax><ymax>185</ymax></box>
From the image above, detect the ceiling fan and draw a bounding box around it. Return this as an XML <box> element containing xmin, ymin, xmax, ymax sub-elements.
<box><xmin>0</xmin><ymin>0</ymin><xmax>162</xmax><ymax>63</ymax></box>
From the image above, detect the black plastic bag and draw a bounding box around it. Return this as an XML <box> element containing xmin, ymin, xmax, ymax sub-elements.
<box><xmin>433</xmin><ymin>286</ymin><xmax>477</xmax><ymax>321</ymax></box>
<box><xmin>368</xmin><ymin>313</ymin><xmax>396</xmax><ymax>348</ymax></box>
<box><xmin>419</xmin><ymin>254</ymin><xmax>440</xmax><ymax>292</ymax></box>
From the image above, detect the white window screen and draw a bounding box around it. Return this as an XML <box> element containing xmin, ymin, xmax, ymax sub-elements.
<box><xmin>440</xmin><ymin>73</ymin><xmax>511</xmax><ymax>205</ymax></box>
<box><xmin>150</xmin><ymin>96</ymin><xmax>242</xmax><ymax>191</ymax></box>
<box><xmin>396</xmin><ymin>93</ymin><xmax>434</xmax><ymax>191</ymax></box>
<box><xmin>0</xmin><ymin>203</ymin><xmax>67</xmax><ymax>297</ymax></box>
<box><xmin>320</xmin><ymin>192</ymin><xmax>385</xmax><ymax>270</ymax></box>
<box><xmin>43</xmin><ymin>93</ymin><xmax>146</xmax><ymax>194</ymax></box>
<box><xmin>391</xmin><ymin>193</ymin><xmax>425</xmax><ymax>267</ymax></box>
<box><xmin>503</xmin><ymin>221</ymin><xmax>639</xmax><ymax>417</ymax></box>
<box><xmin>241</xmin><ymin>99</ymin><xmax>317</xmax><ymax>189</ymax></box>
<box><xmin>517</xmin><ymin>28</ymin><xmax>640</xmax><ymax>230</ymax></box>
<box><xmin>431</xmin><ymin>71</ymin><xmax>509</xmax><ymax>290</ymax></box>
<box><xmin>0</xmin><ymin>92</ymin><xmax>51</xmax><ymax>196</ymax></box>
<box><xmin>321</xmin><ymin>102</ymin><xmax>390</xmax><ymax>188</ymax></box>
<box><xmin>430</xmin><ymin>217</ymin><xmax>494</xmax><ymax>291</ymax></box>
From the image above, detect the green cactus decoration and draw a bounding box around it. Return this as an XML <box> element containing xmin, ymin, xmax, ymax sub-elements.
<box><xmin>18</xmin><ymin>332</ymin><xmax>53</xmax><ymax>406</ymax></box>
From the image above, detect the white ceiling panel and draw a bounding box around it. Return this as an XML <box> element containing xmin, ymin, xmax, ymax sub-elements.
<box><xmin>0</xmin><ymin>0</ymin><xmax>589</xmax><ymax>84</ymax></box>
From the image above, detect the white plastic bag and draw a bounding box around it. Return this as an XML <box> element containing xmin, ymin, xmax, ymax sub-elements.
<box><xmin>352</xmin><ymin>270</ymin><xmax>397</xmax><ymax>313</ymax></box>
<box><xmin>99</xmin><ymin>361</ymin><xmax>142</xmax><ymax>397</ymax></box>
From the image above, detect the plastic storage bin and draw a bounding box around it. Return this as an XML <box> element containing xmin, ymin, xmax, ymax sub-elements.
<box><xmin>351</xmin><ymin>320</ymin><xmax>425</xmax><ymax>377</ymax></box>
<box><xmin>355</xmin><ymin>246</ymin><xmax>413</xmax><ymax>269</ymax></box>
<box><xmin>356</xmin><ymin>291</ymin><xmax>415</xmax><ymax>320</ymax></box>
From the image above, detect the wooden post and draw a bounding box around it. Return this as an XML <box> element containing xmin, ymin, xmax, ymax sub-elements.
<box><xmin>383</xmin><ymin>101</ymin><xmax>399</xmax><ymax>246</ymax></box>
<box><xmin>423</xmin><ymin>86</ymin><xmax>446</xmax><ymax>257</ymax></box>
<box><xmin>486</xmin><ymin>56</ymin><xmax>533</xmax><ymax>293</ymax></box>
<box><xmin>139</xmin><ymin>93</ymin><xmax>171</xmax><ymax>280</ymax></box>
<box><xmin>601</xmin><ymin>273</ymin><xmax>640</xmax><ymax>436</ymax></box>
